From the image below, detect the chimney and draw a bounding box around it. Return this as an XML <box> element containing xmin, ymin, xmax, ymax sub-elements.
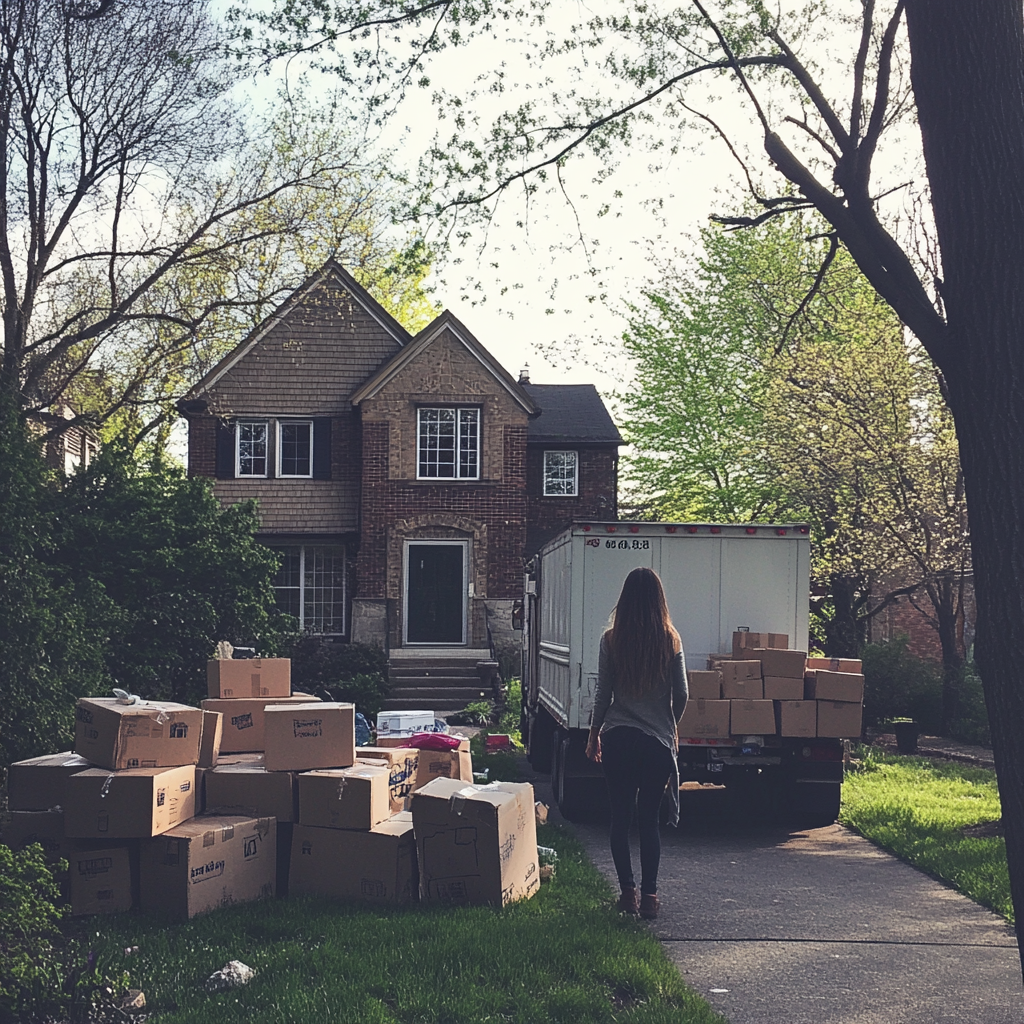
<box><xmin>518</xmin><ymin>364</ymin><xmax>530</xmax><ymax>384</ymax></box>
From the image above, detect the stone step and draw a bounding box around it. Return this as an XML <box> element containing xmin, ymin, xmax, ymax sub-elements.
<box><xmin>386</xmin><ymin>685</ymin><xmax>490</xmax><ymax>703</ymax></box>
<box><xmin>388</xmin><ymin>663</ymin><xmax>483</xmax><ymax>678</ymax></box>
<box><xmin>379</xmin><ymin>696</ymin><xmax>477</xmax><ymax>712</ymax></box>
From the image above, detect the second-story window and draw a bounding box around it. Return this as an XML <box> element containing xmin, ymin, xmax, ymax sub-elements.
<box><xmin>278</xmin><ymin>420</ymin><xmax>313</xmax><ymax>477</ymax></box>
<box><xmin>543</xmin><ymin>450</ymin><xmax>578</xmax><ymax>495</ymax></box>
<box><xmin>418</xmin><ymin>407</ymin><xmax>480</xmax><ymax>479</ymax></box>
<box><xmin>237</xmin><ymin>420</ymin><xmax>268</xmax><ymax>477</ymax></box>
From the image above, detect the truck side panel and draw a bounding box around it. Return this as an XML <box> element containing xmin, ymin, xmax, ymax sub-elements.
<box><xmin>538</xmin><ymin>532</ymin><xmax>573</xmax><ymax>727</ymax></box>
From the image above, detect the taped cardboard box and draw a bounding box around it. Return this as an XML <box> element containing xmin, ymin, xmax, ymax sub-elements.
<box><xmin>75</xmin><ymin>698</ymin><xmax>203</xmax><ymax>770</ymax></box>
<box><xmin>733</xmin><ymin>631</ymin><xmax>788</xmax><ymax>657</ymax></box>
<box><xmin>207</xmin><ymin>658</ymin><xmax>291</xmax><ymax>699</ymax></box>
<box><xmin>355</xmin><ymin>747</ymin><xmax>419</xmax><ymax>813</ymax></box>
<box><xmin>753</xmin><ymin>649</ymin><xmax>807</xmax><ymax>680</ymax></box>
<box><xmin>676</xmin><ymin>699</ymin><xmax>731</xmax><ymax>739</ymax></box>
<box><xmin>686</xmin><ymin>670</ymin><xmax>721</xmax><ymax>700</ymax></box>
<box><xmin>7</xmin><ymin>752</ymin><xmax>91</xmax><ymax>811</ymax></box>
<box><xmin>730</xmin><ymin>699</ymin><xmax>777</xmax><ymax>736</ymax></box>
<box><xmin>263</xmin><ymin>702</ymin><xmax>355</xmax><ymax>772</ymax></box>
<box><xmin>411</xmin><ymin>778</ymin><xmax>539</xmax><ymax>907</ymax></box>
<box><xmin>763</xmin><ymin>676</ymin><xmax>805</xmax><ymax>700</ymax></box>
<box><xmin>198</xmin><ymin>711</ymin><xmax>223</xmax><ymax>769</ymax></box>
<box><xmin>807</xmin><ymin>657</ymin><xmax>863</xmax><ymax>674</ymax></box>
<box><xmin>298</xmin><ymin>764</ymin><xmax>391</xmax><ymax>831</ymax></box>
<box><xmin>290</xmin><ymin>815</ymin><xmax>417</xmax><ymax>903</ymax></box>
<box><xmin>721</xmin><ymin>676</ymin><xmax>764</xmax><ymax>700</ymax></box>
<box><xmin>201</xmin><ymin>693</ymin><xmax>319</xmax><ymax>754</ymax></box>
<box><xmin>776</xmin><ymin>700</ymin><xmax>817</xmax><ymax>738</ymax></box>
<box><xmin>139</xmin><ymin>814</ymin><xmax>276</xmax><ymax>920</ymax></box>
<box><xmin>806</xmin><ymin>670</ymin><xmax>865</xmax><ymax>703</ymax></box>
<box><xmin>817</xmin><ymin>700</ymin><xmax>864</xmax><ymax>738</ymax></box>
<box><xmin>69</xmin><ymin>844</ymin><xmax>135</xmax><ymax>916</ymax></box>
<box><xmin>720</xmin><ymin>660</ymin><xmax>762</xmax><ymax>685</ymax></box>
<box><xmin>414</xmin><ymin>739</ymin><xmax>473</xmax><ymax>790</ymax></box>
<box><xmin>1</xmin><ymin>809</ymin><xmax>69</xmax><ymax>863</ymax></box>
<box><xmin>204</xmin><ymin>759</ymin><xmax>297</xmax><ymax>823</ymax></box>
<box><xmin>64</xmin><ymin>765</ymin><xmax>196</xmax><ymax>839</ymax></box>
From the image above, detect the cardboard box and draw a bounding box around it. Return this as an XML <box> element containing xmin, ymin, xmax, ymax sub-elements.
<box><xmin>69</xmin><ymin>844</ymin><xmax>135</xmax><ymax>916</ymax></box>
<box><xmin>7</xmin><ymin>752</ymin><xmax>92</xmax><ymax>811</ymax></box>
<box><xmin>777</xmin><ymin>700</ymin><xmax>817</xmax><ymax>737</ymax></box>
<box><xmin>412</xmin><ymin>779</ymin><xmax>539</xmax><ymax>906</ymax></box>
<box><xmin>721</xmin><ymin>676</ymin><xmax>764</xmax><ymax>700</ymax></box>
<box><xmin>817</xmin><ymin>700</ymin><xmax>863</xmax><ymax>738</ymax></box>
<box><xmin>753</xmin><ymin>649</ymin><xmax>807</xmax><ymax>679</ymax></box>
<box><xmin>199</xmin><ymin>711</ymin><xmax>223</xmax><ymax>769</ymax></box>
<box><xmin>75</xmin><ymin>698</ymin><xmax>203</xmax><ymax>770</ymax></box>
<box><xmin>414</xmin><ymin>739</ymin><xmax>473</xmax><ymax>790</ymax></box>
<box><xmin>730</xmin><ymin>700</ymin><xmax>777</xmax><ymax>735</ymax></box>
<box><xmin>763</xmin><ymin>675</ymin><xmax>806</xmax><ymax>700</ymax></box>
<box><xmin>64</xmin><ymin>765</ymin><xmax>196</xmax><ymax>839</ymax></box>
<box><xmin>201</xmin><ymin>693</ymin><xmax>319</xmax><ymax>753</ymax></box>
<box><xmin>376</xmin><ymin>710</ymin><xmax>435</xmax><ymax>738</ymax></box>
<box><xmin>290</xmin><ymin>817</ymin><xmax>417</xmax><ymax>902</ymax></box>
<box><xmin>807</xmin><ymin>657</ymin><xmax>863</xmax><ymax>673</ymax></box>
<box><xmin>733</xmin><ymin>631</ymin><xmax>788</xmax><ymax>657</ymax></box>
<box><xmin>707</xmin><ymin>653</ymin><xmax>734</xmax><ymax>668</ymax></box>
<box><xmin>207</xmin><ymin>658</ymin><xmax>291</xmax><ymax>699</ymax></box>
<box><xmin>355</xmin><ymin>747</ymin><xmax>419</xmax><ymax>813</ymax></box>
<box><xmin>676</xmin><ymin>699</ymin><xmax>731</xmax><ymax>739</ymax></box>
<box><xmin>1</xmin><ymin>810</ymin><xmax>69</xmax><ymax>862</ymax></box>
<box><xmin>204</xmin><ymin>760</ymin><xmax>297</xmax><ymax>823</ymax></box>
<box><xmin>139</xmin><ymin>815</ymin><xmax>276</xmax><ymax>919</ymax></box>
<box><xmin>298</xmin><ymin>764</ymin><xmax>391</xmax><ymax>830</ymax></box>
<box><xmin>263</xmin><ymin>702</ymin><xmax>356</xmax><ymax>772</ymax></box>
<box><xmin>720</xmin><ymin>660</ymin><xmax>762</xmax><ymax>684</ymax></box>
<box><xmin>806</xmin><ymin>670</ymin><xmax>865</xmax><ymax>703</ymax></box>
<box><xmin>686</xmin><ymin>670</ymin><xmax>721</xmax><ymax>700</ymax></box>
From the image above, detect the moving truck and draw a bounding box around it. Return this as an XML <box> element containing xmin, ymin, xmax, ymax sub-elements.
<box><xmin>521</xmin><ymin>522</ymin><xmax>845</xmax><ymax>825</ymax></box>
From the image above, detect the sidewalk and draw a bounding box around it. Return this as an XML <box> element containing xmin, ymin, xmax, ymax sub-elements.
<box><xmin>869</xmin><ymin>732</ymin><xmax>996</xmax><ymax>769</ymax></box>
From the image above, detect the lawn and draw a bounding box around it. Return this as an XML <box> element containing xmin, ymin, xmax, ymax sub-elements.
<box><xmin>840</xmin><ymin>747</ymin><xmax>1011</xmax><ymax>921</ymax></box>
<box><xmin>67</xmin><ymin>823</ymin><xmax>726</xmax><ymax>1024</ymax></box>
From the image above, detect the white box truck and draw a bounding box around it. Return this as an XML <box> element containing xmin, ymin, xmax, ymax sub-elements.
<box><xmin>522</xmin><ymin>521</ymin><xmax>845</xmax><ymax>825</ymax></box>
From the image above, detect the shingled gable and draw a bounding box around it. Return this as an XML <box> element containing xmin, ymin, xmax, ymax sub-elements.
<box><xmin>180</xmin><ymin>259</ymin><xmax>411</xmax><ymax>403</ymax></box>
<box><xmin>349</xmin><ymin>308</ymin><xmax>538</xmax><ymax>415</ymax></box>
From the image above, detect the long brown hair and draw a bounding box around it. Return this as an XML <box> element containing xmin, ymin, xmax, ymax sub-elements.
<box><xmin>605</xmin><ymin>567</ymin><xmax>681</xmax><ymax>698</ymax></box>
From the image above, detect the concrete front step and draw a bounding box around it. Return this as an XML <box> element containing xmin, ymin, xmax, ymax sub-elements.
<box><xmin>387</xmin><ymin>684</ymin><xmax>490</xmax><ymax>701</ymax></box>
<box><xmin>379</xmin><ymin>697</ymin><xmax>481</xmax><ymax>712</ymax></box>
<box><xmin>389</xmin><ymin>665</ymin><xmax>483</xmax><ymax>679</ymax></box>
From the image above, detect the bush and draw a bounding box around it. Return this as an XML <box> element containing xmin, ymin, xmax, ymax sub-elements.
<box><xmin>947</xmin><ymin>662</ymin><xmax>991</xmax><ymax>747</ymax></box>
<box><xmin>282</xmin><ymin>637</ymin><xmax>390</xmax><ymax>718</ymax></box>
<box><xmin>861</xmin><ymin>636</ymin><xmax>943</xmax><ymax>733</ymax></box>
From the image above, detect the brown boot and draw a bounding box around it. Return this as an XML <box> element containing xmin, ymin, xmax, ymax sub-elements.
<box><xmin>617</xmin><ymin>885</ymin><xmax>639</xmax><ymax>915</ymax></box>
<box><xmin>639</xmin><ymin>892</ymin><xmax>659</xmax><ymax>920</ymax></box>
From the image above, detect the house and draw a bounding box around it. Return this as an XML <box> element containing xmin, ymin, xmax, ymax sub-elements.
<box><xmin>178</xmin><ymin>261</ymin><xmax>621</xmax><ymax>704</ymax></box>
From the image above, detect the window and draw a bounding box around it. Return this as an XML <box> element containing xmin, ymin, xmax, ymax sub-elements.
<box><xmin>543</xmin><ymin>450</ymin><xmax>578</xmax><ymax>496</ymax></box>
<box><xmin>277</xmin><ymin>420</ymin><xmax>313</xmax><ymax>477</ymax></box>
<box><xmin>417</xmin><ymin>407</ymin><xmax>480</xmax><ymax>479</ymax></box>
<box><xmin>273</xmin><ymin>545</ymin><xmax>346</xmax><ymax>634</ymax></box>
<box><xmin>237</xmin><ymin>420</ymin><xmax>268</xmax><ymax>477</ymax></box>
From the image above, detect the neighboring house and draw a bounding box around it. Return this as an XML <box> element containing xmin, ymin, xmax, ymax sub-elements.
<box><xmin>28</xmin><ymin>405</ymin><xmax>99</xmax><ymax>475</ymax></box>
<box><xmin>177</xmin><ymin>260</ymin><xmax>620</xmax><ymax>700</ymax></box>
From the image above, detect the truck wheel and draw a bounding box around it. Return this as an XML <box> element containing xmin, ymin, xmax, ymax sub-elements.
<box><xmin>786</xmin><ymin>779</ymin><xmax>841</xmax><ymax>829</ymax></box>
<box><xmin>526</xmin><ymin>708</ymin><xmax>555</xmax><ymax>774</ymax></box>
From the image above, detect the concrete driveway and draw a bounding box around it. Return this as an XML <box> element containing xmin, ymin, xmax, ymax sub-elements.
<box><xmin>530</xmin><ymin>768</ymin><xmax>1024</xmax><ymax>1023</ymax></box>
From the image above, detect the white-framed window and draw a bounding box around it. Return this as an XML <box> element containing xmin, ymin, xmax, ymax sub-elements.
<box><xmin>277</xmin><ymin>420</ymin><xmax>313</xmax><ymax>478</ymax></box>
<box><xmin>237</xmin><ymin>420</ymin><xmax>268</xmax><ymax>477</ymax></box>
<box><xmin>417</xmin><ymin>407</ymin><xmax>480</xmax><ymax>480</ymax></box>
<box><xmin>273</xmin><ymin>544</ymin><xmax>346</xmax><ymax>634</ymax></box>
<box><xmin>543</xmin><ymin>450</ymin><xmax>578</xmax><ymax>496</ymax></box>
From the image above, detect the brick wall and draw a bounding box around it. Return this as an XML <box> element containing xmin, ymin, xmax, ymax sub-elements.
<box><xmin>187</xmin><ymin>416</ymin><xmax>216</xmax><ymax>478</ymax></box>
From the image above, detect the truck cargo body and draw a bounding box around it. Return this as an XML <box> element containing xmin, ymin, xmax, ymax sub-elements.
<box><xmin>522</xmin><ymin>522</ymin><xmax>844</xmax><ymax>825</ymax></box>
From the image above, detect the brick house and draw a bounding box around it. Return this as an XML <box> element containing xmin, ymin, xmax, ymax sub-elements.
<box><xmin>178</xmin><ymin>261</ymin><xmax>620</xmax><ymax>698</ymax></box>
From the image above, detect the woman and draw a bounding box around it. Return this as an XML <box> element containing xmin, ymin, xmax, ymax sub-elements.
<box><xmin>586</xmin><ymin>566</ymin><xmax>687</xmax><ymax>920</ymax></box>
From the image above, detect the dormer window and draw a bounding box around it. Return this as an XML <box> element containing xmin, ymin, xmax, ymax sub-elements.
<box><xmin>543</xmin><ymin>450</ymin><xmax>578</xmax><ymax>496</ymax></box>
<box><xmin>417</xmin><ymin>407</ymin><xmax>480</xmax><ymax>479</ymax></box>
<box><xmin>237</xmin><ymin>420</ymin><xmax>268</xmax><ymax>477</ymax></box>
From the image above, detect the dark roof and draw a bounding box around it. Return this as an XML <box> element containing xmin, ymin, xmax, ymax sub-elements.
<box><xmin>522</xmin><ymin>383</ymin><xmax>622</xmax><ymax>445</ymax></box>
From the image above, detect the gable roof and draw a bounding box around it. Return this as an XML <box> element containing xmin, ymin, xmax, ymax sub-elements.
<box><xmin>180</xmin><ymin>259</ymin><xmax>412</xmax><ymax>402</ymax></box>
<box><xmin>349</xmin><ymin>309</ymin><xmax>538</xmax><ymax>414</ymax></box>
<box><xmin>522</xmin><ymin>383</ymin><xmax>622</xmax><ymax>445</ymax></box>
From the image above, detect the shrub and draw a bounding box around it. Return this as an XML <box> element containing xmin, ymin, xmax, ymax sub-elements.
<box><xmin>282</xmin><ymin>637</ymin><xmax>390</xmax><ymax>718</ymax></box>
<box><xmin>947</xmin><ymin>662</ymin><xmax>991</xmax><ymax>747</ymax></box>
<box><xmin>861</xmin><ymin>636</ymin><xmax>943</xmax><ymax>733</ymax></box>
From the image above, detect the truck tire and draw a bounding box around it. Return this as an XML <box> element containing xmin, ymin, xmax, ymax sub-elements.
<box><xmin>526</xmin><ymin>707</ymin><xmax>555</xmax><ymax>774</ymax></box>
<box><xmin>786</xmin><ymin>779</ymin><xmax>841</xmax><ymax>829</ymax></box>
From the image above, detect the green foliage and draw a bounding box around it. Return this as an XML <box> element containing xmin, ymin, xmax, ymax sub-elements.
<box><xmin>451</xmin><ymin>700</ymin><xmax>494</xmax><ymax>727</ymax></box>
<box><xmin>861</xmin><ymin>638</ymin><xmax>943</xmax><ymax>733</ymax></box>
<box><xmin>282</xmin><ymin>637</ymin><xmax>390</xmax><ymax>718</ymax></box>
<box><xmin>946</xmin><ymin>663</ymin><xmax>991</xmax><ymax>748</ymax></box>
<box><xmin>497</xmin><ymin>678</ymin><xmax>523</xmax><ymax>736</ymax></box>
<box><xmin>0</xmin><ymin>844</ymin><xmax>67</xmax><ymax>1024</ymax></box>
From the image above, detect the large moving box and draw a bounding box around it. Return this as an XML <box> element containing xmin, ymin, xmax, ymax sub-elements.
<box><xmin>289</xmin><ymin>814</ymin><xmax>417</xmax><ymax>902</ymax></box>
<box><xmin>139</xmin><ymin>815</ymin><xmax>276</xmax><ymax>919</ymax></box>
<box><xmin>204</xmin><ymin>760</ymin><xmax>297</xmax><ymax>823</ymax></box>
<box><xmin>201</xmin><ymin>693</ymin><xmax>318</xmax><ymax>753</ymax></box>
<box><xmin>298</xmin><ymin>764</ymin><xmax>391</xmax><ymax>831</ymax></box>
<box><xmin>69</xmin><ymin>844</ymin><xmax>135</xmax><ymax>916</ymax></box>
<box><xmin>7</xmin><ymin>752</ymin><xmax>92</xmax><ymax>811</ymax></box>
<box><xmin>355</xmin><ymin>747</ymin><xmax>419</xmax><ymax>813</ymax></box>
<box><xmin>411</xmin><ymin>779</ymin><xmax>539</xmax><ymax>906</ymax></box>
<box><xmin>207</xmin><ymin>658</ymin><xmax>291</xmax><ymax>699</ymax></box>
<box><xmin>720</xmin><ymin>661</ymin><xmax>762</xmax><ymax>685</ymax></box>
<box><xmin>721</xmin><ymin>676</ymin><xmax>764</xmax><ymax>700</ymax></box>
<box><xmin>64</xmin><ymin>765</ymin><xmax>196</xmax><ymax>839</ymax></box>
<box><xmin>730</xmin><ymin>699</ymin><xmax>776</xmax><ymax>735</ymax></box>
<box><xmin>733</xmin><ymin>631</ymin><xmax>788</xmax><ymax>657</ymax></box>
<box><xmin>685</xmin><ymin>670</ymin><xmax>722</xmax><ymax>700</ymax></box>
<box><xmin>263</xmin><ymin>702</ymin><xmax>355</xmax><ymax>772</ymax></box>
<box><xmin>817</xmin><ymin>701</ymin><xmax>863</xmax><ymax>738</ymax></box>
<box><xmin>763</xmin><ymin>676</ymin><xmax>805</xmax><ymax>700</ymax></box>
<box><xmin>754</xmin><ymin>649</ymin><xmax>807</xmax><ymax>679</ymax></box>
<box><xmin>414</xmin><ymin>739</ymin><xmax>473</xmax><ymax>789</ymax></box>
<box><xmin>776</xmin><ymin>700</ymin><xmax>817</xmax><ymax>738</ymax></box>
<box><xmin>198</xmin><ymin>711</ymin><xmax>223</xmax><ymax>769</ymax></box>
<box><xmin>74</xmin><ymin>698</ymin><xmax>202</xmax><ymax>770</ymax></box>
<box><xmin>677</xmin><ymin>699</ymin><xmax>731</xmax><ymax>738</ymax></box>
<box><xmin>806</xmin><ymin>670</ymin><xmax>865</xmax><ymax>703</ymax></box>
<box><xmin>1</xmin><ymin>810</ymin><xmax>69</xmax><ymax>862</ymax></box>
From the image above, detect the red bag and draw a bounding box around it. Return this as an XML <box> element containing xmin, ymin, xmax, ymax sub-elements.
<box><xmin>403</xmin><ymin>732</ymin><xmax>462</xmax><ymax>750</ymax></box>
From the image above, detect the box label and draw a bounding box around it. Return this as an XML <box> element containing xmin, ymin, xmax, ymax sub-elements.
<box><xmin>293</xmin><ymin>718</ymin><xmax>323</xmax><ymax>739</ymax></box>
<box><xmin>190</xmin><ymin>859</ymin><xmax>226</xmax><ymax>883</ymax></box>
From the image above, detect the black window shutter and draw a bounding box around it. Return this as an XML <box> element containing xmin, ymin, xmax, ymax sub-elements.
<box><xmin>215</xmin><ymin>420</ymin><xmax>235</xmax><ymax>479</ymax></box>
<box><xmin>312</xmin><ymin>417</ymin><xmax>332</xmax><ymax>479</ymax></box>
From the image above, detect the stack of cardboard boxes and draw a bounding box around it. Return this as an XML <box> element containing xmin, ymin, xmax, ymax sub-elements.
<box><xmin>677</xmin><ymin>632</ymin><xmax>864</xmax><ymax>740</ymax></box>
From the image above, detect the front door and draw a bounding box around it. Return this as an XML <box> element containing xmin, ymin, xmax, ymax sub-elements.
<box><xmin>405</xmin><ymin>542</ymin><xmax>466</xmax><ymax>644</ymax></box>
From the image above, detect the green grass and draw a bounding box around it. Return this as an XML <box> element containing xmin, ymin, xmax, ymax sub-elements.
<box><xmin>840</xmin><ymin>747</ymin><xmax>1011</xmax><ymax>920</ymax></box>
<box><xmin>70</xmin><ymin>824</ymin><xmax>725</xmax><ymax>1024</ymax></box>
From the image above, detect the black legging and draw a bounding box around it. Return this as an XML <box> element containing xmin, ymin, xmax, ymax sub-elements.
<box><xmin>600</xmin><ymin>725</ymin><xmax>675</xmax><ymax>895</ymax></box>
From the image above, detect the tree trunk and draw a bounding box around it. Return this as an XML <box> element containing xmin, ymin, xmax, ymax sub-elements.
<box><xmin>906</xmin><ymin>0</ymin><xmax>1024</xmax><ymax>972</ymax></box>
<box><xmin>825</xmin><ymin>574</ymin><xmax>863</xmax><ymax>657</ymax></box>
